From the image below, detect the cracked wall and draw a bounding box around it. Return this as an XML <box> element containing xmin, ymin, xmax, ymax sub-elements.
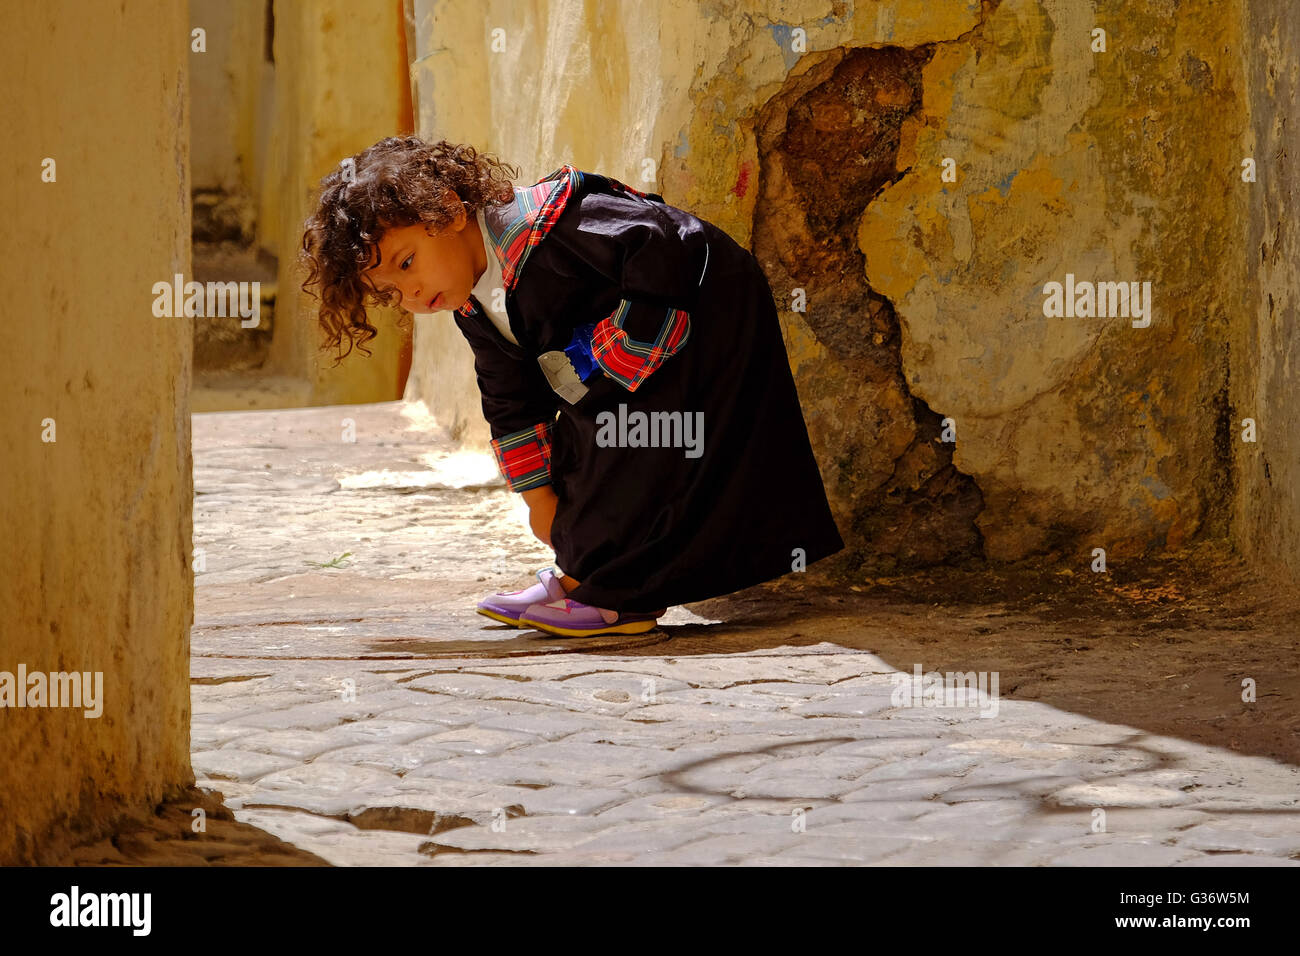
<box><xmin>408</xmin><ymin>0</ymin><xmax>1300</xmax><ymax>583</ymax></box>
<box><xmin>752</xmin><ymin>45</ymin><xmax>985</xmax><ymax>573</ymax></box>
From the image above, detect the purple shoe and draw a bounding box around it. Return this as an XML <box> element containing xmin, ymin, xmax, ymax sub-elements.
<box><xmin>476</xmin><ymin>568</ymin><xmax>567</xmax><ymax>627</ymax></box>
<box><xmin>518</xmin><ymin>597</ymin><xmax>662</xmax><ymax>637</ymax></box>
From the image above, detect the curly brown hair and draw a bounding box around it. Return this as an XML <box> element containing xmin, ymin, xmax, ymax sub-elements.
<box><xmin>299</xmin><ymin>136</ymin><xmax>519</xmax><ymax>363</ymax></box>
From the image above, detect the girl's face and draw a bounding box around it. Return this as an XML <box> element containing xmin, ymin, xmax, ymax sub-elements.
<box><xmin>364</xmin><ymin>204</ymin><xmax>486</xmax><ymax>315</ymax></box>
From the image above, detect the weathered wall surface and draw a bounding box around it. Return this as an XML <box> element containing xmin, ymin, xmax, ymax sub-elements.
<box><xmin>407</xmin><ymin>0</ymin><xmax>1300</xmax><ymax>583</ymax></box>
<box><xmin>188</xmin><ymin>0</ymin><xmax>411</xmax><ymax>409</ymax></box>
<box><xmin>1234</xmin><ymin>2</ymin><xmax>1300</xmax><ymax>586</ymax></box>
<box><xmin>265</xmin><ymin>0</ymin><xmax>412</xmax><ymax>408</ymax></box>
<box><xmin>0</xmin><ymin>2</ymin><xmax>194</xmax><ymax>863</ymax></box>
<box><xmin>853</xmin><ymin>0</ymin><xmax>1248</xmax><ymax>567</ymax></box>
<box><xmin>190</xmin><ymin>0</ymin><xmax>265</xmax><ymax>200</ymax></box>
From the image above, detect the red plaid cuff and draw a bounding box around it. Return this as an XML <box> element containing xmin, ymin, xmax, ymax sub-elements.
<box><xmin>490</xmin><ymin>421</ymin><xmax>553</xmax><ymax>491</ymax></box>
<box><xmin>590</xmin><ymin>299</ymin><xmax>691</xmax><ymax>392</ymax></box>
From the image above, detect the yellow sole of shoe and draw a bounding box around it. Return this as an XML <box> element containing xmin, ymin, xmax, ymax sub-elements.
<box><xmin>476</xmin><ymin>608</ymin><xmax>522</xmax><ymax>627</ymax></box>
<box><xmin>518</xmin><ymin>617</ymin><xmax>660</xmax><ymax>638</ymax></box>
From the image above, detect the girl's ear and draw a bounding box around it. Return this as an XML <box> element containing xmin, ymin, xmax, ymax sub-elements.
<box><xmin>437</xmin><ymin>188</ymin><xmax>469</xmax><ymax>231</ymax></box>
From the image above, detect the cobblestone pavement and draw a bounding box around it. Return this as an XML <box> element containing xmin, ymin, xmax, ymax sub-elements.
<box><xmin>189</xmin><ymin>401</ymin><xmax>1300</xmax><ymax>866</ymax></box>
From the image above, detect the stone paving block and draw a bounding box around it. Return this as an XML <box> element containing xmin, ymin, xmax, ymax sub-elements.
<box><xmin>773</xmin><ymin>833</ymin><xmax>929</xmax><ymax>863</ymax></box>
<box><xmin>552</xmin><ymin>672</ymin><xmax>692</xmax><ymax>697</ymax></box>
<box><xmin>741</xmin><ymin>681</ymin><xmax>851</xmax><ymax>698</ymax></box>
<box><xmin>856</xmin><ymin>749</ymin><xmax>983</xmax><ymax>780</ymax></box>
<box><xmin>790</xmin><ymin>695</ymin><xmax>897</xmax><ymax>718</ymax></box>
<box><xmin>563</xmin><ymin>724</ymin><xmax>719</xmax><ymax>750</ymax></box>
<box><xmin>555</xmin><ymin>821</ymin><xmax>706</xmax><ymax>857</ymax></box>
<box><xmin>593</xmin><ymin>792</ymin><xmax>734</xmax><ymax>822</ymax></box>
<box><xmin>734</xmin><ymin>717</ymin><xmax>872</xmax><ymax>737</ymax></box>
<box><xmin>746</xmin><ymin>754</ymin><xmax>883</xmax><ymax>781</ymax></box>
<box><xmin>818</xmin><ymin>736</ymin><xmax>942</xmax><ymax>760</ymax></box>
<box><xmin>419</xmin><ymin>726</ymin><xmax>540</xmax><ymax>756</ymax></box>
<box><xmin>190</xmin><ymin>723</ymin><xmax>259</xmax><ymax>750</ymax></box>
<box><xmin>869</xmin><ymin>841</ymin><xmax>1061</xmax><ymax>866</ymax></box>
<box><xmin>1050</xmin><ymin>781</ymin><xmax>1194</xmax><ymax>809</ymax></box>
<box><xmin>617</xmin><ymin>702</ymin><xmax>774</xmax><ymax>725</ymax></box>
<box><xmin>192</xmin><ymin>688</ymin><xmax>322</xmax><ymax>712</ymax></box>
<box><xmin>699</xmin><ymin>811</ymin><xmax>822</xmax><ymax>837</ymax></box>
<box><xmin>820</xmin><ymin>674</ymin><xmax>908</xmax><ymax>695</ymax></box>
<box><xmin>907</xmin><ymin>797</ymin><xmax>1041</xmax><ymax>833</ymax></box>
<box><xmin>730</xmin><ymin>774</ymin><xmax>865</xmax><ymax>801</ymax></box>
<box><xmin>840</xmin><ymin>776</ymin><xmax>958</xmax><ymax>802</ymax></box>
<box><xmin>481</xmin><ymin>784</ymin><xmax>630</xmax><ymax>817</ymax></box>
<box><xmin>192</xmin><ymin>749</ymin><xmax>302</xmax><ymax>783</ymax></box>
<box><xmin>319</xmin><ymin>719</ymin><xmax>441</xmax><ymax>747</ymax></box>
<box><xmin>951</xmin><ymin>757</ymin><xmax>1112</xmax><ymax>793</ymax></box>
<box><xmin>941</xmin><ymin>775</ymin><xmax>1090</xmax><ymax>804</ymax></box>
<box><xmin>647</xmin><ymin>831</ymin><xmax>805</xmax><ymax>864</ymax></box>
<box><xmin>506</xmin><ymin>740</ymin><xmax>685</xmax><ymax>779</ymax></box>
<box><xmin>380</xmin><ymin>698</ymin><xmax>555</xmax><ymax>727</ymax></box>
<box><xmin>311</xmin><ymin>739</ymin><xmax>463</xmax><ymax>775</ymax></box>
<box><xmin>227</xmin><ymin>690</ymin><xmax>432</xmax><ymax>731</ymax></box>
<box><xmin>475</xmin><ymin>711</ymin><xmax>615</xmax><ymax>740</ymax></box>
<box><xmin>1083</xmin><ymin>807</ymin><xmax>1213</xmax><ymax>836</ymax></box>
<box><xmin>1049</xmin><ymin>843</ymin><xmax>1208</xmax><ymax>866</ymax></box>
<box><xmin>652</xmin><ymin>687</ymin><xmax>804</xmax><ymax>712</ymax></box>
<box><xmin>1047</xmin><ymin>723</ymin><xmax>1174</xmax><ymax>746</ymax></box>
<box><xmin>405</xmin><ymin>754</ymin><xmax>625</xmax><ymax>789</ymax></box>
<box><xmin>403</xmin><ymin>672</ymin><xmax>533</xmax><ymax>697</ymax></box>
<box><xmin>658</xmin><ymin>770</ymin><xmax>762</xmax><ymax>798</ymax></box>
<box><xmin>657</xmin><ymin>652</ymin><xmax>883</xmax><ymax>688</ymax></box>
<box><xmin>225</xmin><ymin>728</ymin><xmax>361</xmax><ymax>761</ymax></box>
<box><xmin>422</xmin><ymin>815</ymin><xmax>608</xmax><ymax>853</ymax></box>
<box><xmin>252</xmin><ymin>761</ymin><xmax>402</xmax><ymax>800</ymax></box>
<box><xmin>1172</xmin><ymin>823</ymin><xmax>1300</xmax><ymax>856</ymax></box>
<box><xmin>381</xmin><ymin>776</ymin><xmax>498</xmax><ymax>802</ymax></box>
<box><xmin>947</xmin><ymin>737</ymin><xmax>1138</xmax><ymax>766</ymax></box>
<box><xmin>190</xmin><ymin>693</ymin><xmax>325</xmax><ymax>724</ymax></box>
<box><xmin>873</xmin><ymin>706</ymin><xmax>987</xmax><ymax>726</ymax></box>
<box><xmin>802</xmin><ymin>800</ymin><xmax>933</xmax><ymax>826</ymax></box>
<box><xmin>481</xmin><ymin>682</ymin><xmax>643</xmax><ymax>716</ymax></box>
<box><xmin>668</xmin><ymin>734</ymin><xmax>829</xmax><ymax>760</ymax></box>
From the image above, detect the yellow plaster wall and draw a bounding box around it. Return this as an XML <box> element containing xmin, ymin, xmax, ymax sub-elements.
<box><xmin>265</xmin><ymin>0</ymin><xmax>410</xmax><ymax>407</ymax></box>
<box><xmin>0</xmin><ymin>1</ymin><xmax>194</xmax><ymax>863</ymax></box>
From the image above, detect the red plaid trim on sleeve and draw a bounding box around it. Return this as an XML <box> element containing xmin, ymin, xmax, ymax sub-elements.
<box><xmin>490</xmin><ymin>421</ymin><xmax>553</xmax><ymax>491</ymax></box>
<box><xmin>590</xmin><ymin>299</ymin><xmax>691</xmax><ymax>392</ymax></box>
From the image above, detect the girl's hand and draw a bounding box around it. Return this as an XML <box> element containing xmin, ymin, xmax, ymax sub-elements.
<box><xmin>520</xmin><ymin>485</ymin><xmax>558</xmax><ymax>548</ymax></box>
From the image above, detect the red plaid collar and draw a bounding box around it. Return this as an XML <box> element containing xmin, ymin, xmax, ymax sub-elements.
<box><xmin>457</xmin><ymin>164</ymin><xmax>582</xmax><ymax>318</ymax></box>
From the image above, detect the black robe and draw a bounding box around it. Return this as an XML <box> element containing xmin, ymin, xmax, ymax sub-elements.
<box><xmin>454</xmin><ymin>172</ymin><xmax>844</xmax><ymax>613</ymax></box>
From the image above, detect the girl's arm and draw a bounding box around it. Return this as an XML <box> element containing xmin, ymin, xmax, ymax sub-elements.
<box><xmin>519</xmin><ymin>485</ymin><xmax>558</xmax><ymax>546</ymax></box>
<box><xmin>453</xmin><ymin>312</ymin><xmax>560</xmax><ymax>494</ymax></box>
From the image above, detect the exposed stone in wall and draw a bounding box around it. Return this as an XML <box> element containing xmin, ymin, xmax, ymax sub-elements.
<box><xmin>754</xmin><ymin>46</ymin><xmax>985</xmax><ymax>573</ymax></box>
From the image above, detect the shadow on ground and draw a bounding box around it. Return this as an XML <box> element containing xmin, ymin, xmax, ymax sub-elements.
<box><xmin>654</xmin><ymin>539</ymin><xmax>1300</xmax><ymax>767</ymax></box>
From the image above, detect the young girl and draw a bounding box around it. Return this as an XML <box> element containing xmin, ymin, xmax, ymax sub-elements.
<box><xmin>300</xmin><ymin>136</ymin><xmax>843</xmax><ymax>637</ymax></box>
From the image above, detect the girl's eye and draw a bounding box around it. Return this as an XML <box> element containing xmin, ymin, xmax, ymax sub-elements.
<box><xmin>401</xmin><ymin>254</ymin><xmax>413</xmax><ymax>270</ymax></box>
